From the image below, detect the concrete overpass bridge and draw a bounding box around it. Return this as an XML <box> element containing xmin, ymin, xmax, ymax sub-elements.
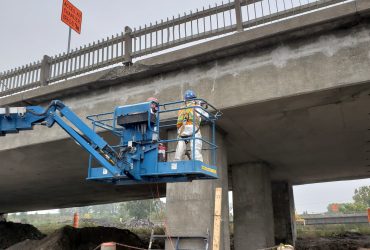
<box><xmin>1</xmin><ymin>0</ymin><xmax>370</xmax><ymax>249</ymax></box>
<box><xmin>301</xmin><ymin>213</ymin><xmax>370</xmax><ymax>225</ymax></box>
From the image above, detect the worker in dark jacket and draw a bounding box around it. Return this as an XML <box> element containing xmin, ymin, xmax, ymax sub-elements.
<box><xmin>147</xmin><ymin>97</ymin><xmax>159</xmax><ymax>142</ymax></box>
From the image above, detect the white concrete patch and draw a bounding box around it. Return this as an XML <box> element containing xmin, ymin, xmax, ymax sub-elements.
<box><xmin>271</xmin><ymin>47</ymin><xmax>292</xmax><ymax>68</ymax></box>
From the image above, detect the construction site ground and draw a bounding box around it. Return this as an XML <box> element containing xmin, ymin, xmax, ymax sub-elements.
<box><xmin>1</xmin><ymin>221</ymin><xmax>370</xmax><ymax>249</ymax></box>
<box><xmin>0</xmin><ymin>221</ymin><xmax>163</xmax><ymax>250</ymax></box>
<box><xmin>296</xmin><ymin>232</ymin><xmax>370</xmax><ymax>250</ymax></box>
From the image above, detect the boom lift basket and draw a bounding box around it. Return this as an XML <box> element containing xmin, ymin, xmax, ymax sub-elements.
<box><xmin>0</xmin><ymin>99</ymin><xmax>221</xmax><ymax>185</ymax></box>
<box><xmin>86</xmin><ymin>99</ymin><xmax>221</xmax><ymax>185</ymax></box>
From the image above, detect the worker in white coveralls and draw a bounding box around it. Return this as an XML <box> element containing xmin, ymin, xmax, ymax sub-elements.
<box><xmin>174</xmin><ymin>90</ymin><xmax>207</xmax><ymax>162</ymax></box>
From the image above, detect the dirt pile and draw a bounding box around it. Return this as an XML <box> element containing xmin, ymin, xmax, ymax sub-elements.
<box><xmin>0</xmin><ymin>221</ymin><xmax>45</xmax><ymax>249</ymax></box>
<box><xmin>7</xmin><ymin>225</ymin><xmax>148</xmax><ymax>250</ymax></box>
<box><xmin>296</xmin><ymin>232</ymin><xmax>370</xmax><ymax>250</ymax></box>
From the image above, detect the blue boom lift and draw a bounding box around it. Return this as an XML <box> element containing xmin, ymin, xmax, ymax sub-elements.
<box><xmin>0</xmin><ymin>99</ymin><xmax>221</xmax><ymax>185</ymax></box>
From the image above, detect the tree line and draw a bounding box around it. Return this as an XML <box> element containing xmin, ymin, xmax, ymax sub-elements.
<box><xmin>327</xmin><ymin>186</ymin><xmax>370</xmax><ymax>214</ymax></box>
<box><xmin>59</xmin><ymin>199</ymin><xmax>166</xmax><ymax>221</ymax></box>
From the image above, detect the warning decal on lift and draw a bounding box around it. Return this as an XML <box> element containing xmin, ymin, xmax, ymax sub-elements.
<box><xmin>171</xmin><ymin>163</ymin><xmax>177</xmax><ymax>170</ymax></box>
<box><xmin>202</xmin><ymin>166</ymin><xmax>217</xmax><ymax>174</ymax></box>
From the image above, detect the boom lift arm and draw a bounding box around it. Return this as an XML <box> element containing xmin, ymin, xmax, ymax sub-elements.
<box><xmin>0</xmin><ymin>99</ymin><xmax>220</xmax><ymax>185</ymax></box>
<box><xmin>0</xmin><ymin>100</ymin><xmax>122</xmax><ymax>176</ymax></box>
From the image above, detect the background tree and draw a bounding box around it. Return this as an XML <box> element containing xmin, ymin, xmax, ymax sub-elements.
<box><xmin>353</xmin><ymin>186</ymin><xmax>370</xmax><ymax>208</ymax></box>
<box><xmin>19</xmin><ymin>212</ymin><xmax>28</xmax><ymax>224</ymax></box>
<box><xmin>327</xmin><ymin>185</ymin><xmax>369</xmax><ymax>214</ymax></box>
<box><xmin>119</xmin><ymin>199</ymin><xmax>165</xmax><ymax>220</ymax></box>
<box><xmin>59</xmin><ymin>207</ymin><xmax>75</xmax><ymax>216</ymax></box>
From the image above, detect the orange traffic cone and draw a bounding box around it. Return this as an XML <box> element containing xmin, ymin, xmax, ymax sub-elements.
<box><xmin>73</xmin><ymin>212</ymin><xmax>79</xmax><ymax>228</ymax></box>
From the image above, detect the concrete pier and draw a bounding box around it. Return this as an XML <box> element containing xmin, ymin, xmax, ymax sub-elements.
<box><xmin>232</xmin><ymin>162</ymin><xmax>275</xmax><ymax>250</ymax></box>
<box><xmin>272</xmin><ymin>182</ymin><xmax>296</xmax><ymax>245</ymax></box>
<box><xmin>165</xmin><ymin>131</ymin><xmax>230</xmax><ymax>250</ymax></box>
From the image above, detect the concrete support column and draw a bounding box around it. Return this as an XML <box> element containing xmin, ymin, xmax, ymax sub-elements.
<box><xmin>165</xmin><ymin>130</ymin><xmax>230</xmax><ymax>250</ymax></box>
<box><xmin>232</xmin><ymin>162</ymin><xmax>275</xmax><ymax>250</ymax></box>
<box><xmin>272</xmin><ymin>181</ymin><xmax>296</xmax><ymax>246</ymax></box>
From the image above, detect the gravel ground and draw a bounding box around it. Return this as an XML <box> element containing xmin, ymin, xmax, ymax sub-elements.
<box><xmin>296</xmin><ymin>232</ymin><xmax>370</xmax><ymax>250</ymax></box>
<box><xmin>6</xmin><ymin>226</ymin><xmax>148</xmax><ymax>250</ymax></box>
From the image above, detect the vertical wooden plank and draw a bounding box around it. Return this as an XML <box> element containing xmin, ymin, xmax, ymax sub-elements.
<box><xmin>213</xmin><ymin>187</ymin><xmax>222</xmax><ymax>250</ymax></box>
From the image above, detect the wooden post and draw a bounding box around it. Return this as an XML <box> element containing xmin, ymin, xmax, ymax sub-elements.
<box><xmin>212</xmin><ymin>187</ymin><xmax>222</xmax><ymax>250</ymax></box>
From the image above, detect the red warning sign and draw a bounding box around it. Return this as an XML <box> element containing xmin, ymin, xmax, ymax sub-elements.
<box><xmin>61</xmin><ymin>0</ymin><xmax>82</xmax><ymax>34</ymax></box>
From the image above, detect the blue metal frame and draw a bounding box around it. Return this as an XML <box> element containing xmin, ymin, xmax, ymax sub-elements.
<box><xmin>0</xmin><ymin>99</ymin><xmax>222</xmax><ymax>185</ymax></box>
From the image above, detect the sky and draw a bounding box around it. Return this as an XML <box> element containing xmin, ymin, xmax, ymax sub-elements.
<box><xmin>293</xmin><ymin>178</ymin><xmax>369</xmax><ymax>214</ymax></box>
<box><xmin>1</xmin><ymin>0</ymin><xmax>369</xmax><ymax>214</ymax></box>
<box><xmin>0</xmin><ymin>0</ymin><xmax>226</xmax><ymax>72</ymax></box>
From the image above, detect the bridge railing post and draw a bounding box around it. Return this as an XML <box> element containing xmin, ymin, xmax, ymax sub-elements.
<box><xmin>234</xmin><ymin>0</ymin><xmax>243</xmax><ymax>31</ymax></box>
<box><xmin>40</xmin><ymin>55</ymin><xmax>52</xmax><ymax>86</ymax></box>
<box><xmin>124</xmin><ymin>26</ymin><xmax>133</xmax><ymax>65</ymax></box>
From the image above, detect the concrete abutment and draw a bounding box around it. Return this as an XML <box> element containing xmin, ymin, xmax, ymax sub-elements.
<box><xmin>231</xmin><ymin>165</ymin><xmax>297</xmax><ymax>249</ymax></box>
<box><xmin>272</xmin><ymin>181</ymin><xmax>297</xmax><ymax>246</ymax></box>
<box><xmin>232</xmin><ymin>162</ymin><xmax>275</xmax><ymax>250</ymax></box>
<box><xmin>164</xmin><ymin>140</ymin><xmax>297</xmax><ymax>250</ymax></box>
<box><xmin>165</xmin><ymin>131</ymin><xmax>230</xmax><ymax>250</ymax></box>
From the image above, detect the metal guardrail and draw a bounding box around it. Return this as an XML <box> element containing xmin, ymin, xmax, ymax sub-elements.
<box><xmin>0</xmin><ymin>0</ymin><xmax>348</xmax><ymax>97</ymax></box>
<box><xmin>301</xmin><ymin>213</ymin><xmax>369</xmax><ymax>225</ymax></box>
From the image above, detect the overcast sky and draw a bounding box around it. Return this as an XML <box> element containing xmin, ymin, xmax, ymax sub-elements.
<box><xmin>1</xmin><ymin>0</ymin><xmax>369</xmax><ymax>214</ymax></box>
<box><xmin>0</xmin><ymin>0</ymin><xmax>226</xmax><ymax>72</ymax></box>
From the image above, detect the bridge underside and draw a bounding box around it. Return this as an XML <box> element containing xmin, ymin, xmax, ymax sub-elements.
<box><xmin>1</xmin><ymin>80</ymin><xmax>369</xmax><ymax>212</ymax></box>
<box><xmin>0</xmin><ymin>138</ymin><xmax>166</xmax><ymax>213</ymax></box>
<box><xmin>222</xmin><ymin>81</ymin><xmax>370</xmax><ymax>184</ymax></box>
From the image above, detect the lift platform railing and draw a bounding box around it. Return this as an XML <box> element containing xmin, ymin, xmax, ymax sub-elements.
<box><xmin>84</xmin><ymin>99</ymin><xmax>220</xmax><ymax>184</ymax></box>
<box><xmin>86</xmin><ymin>99</ymin><xmax>220</xmax><ymax>165</ymax></box>
<box><xmin>87</xmin><ymin>111</ymin><xmax>123</xmax><ymax>137</ymax></box>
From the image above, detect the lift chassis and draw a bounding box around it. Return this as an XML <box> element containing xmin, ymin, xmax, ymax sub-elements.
<box><xmin>0</xmin><ymin>99</ymin><xmax>221</xmax><ymax>185</ymax></box>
